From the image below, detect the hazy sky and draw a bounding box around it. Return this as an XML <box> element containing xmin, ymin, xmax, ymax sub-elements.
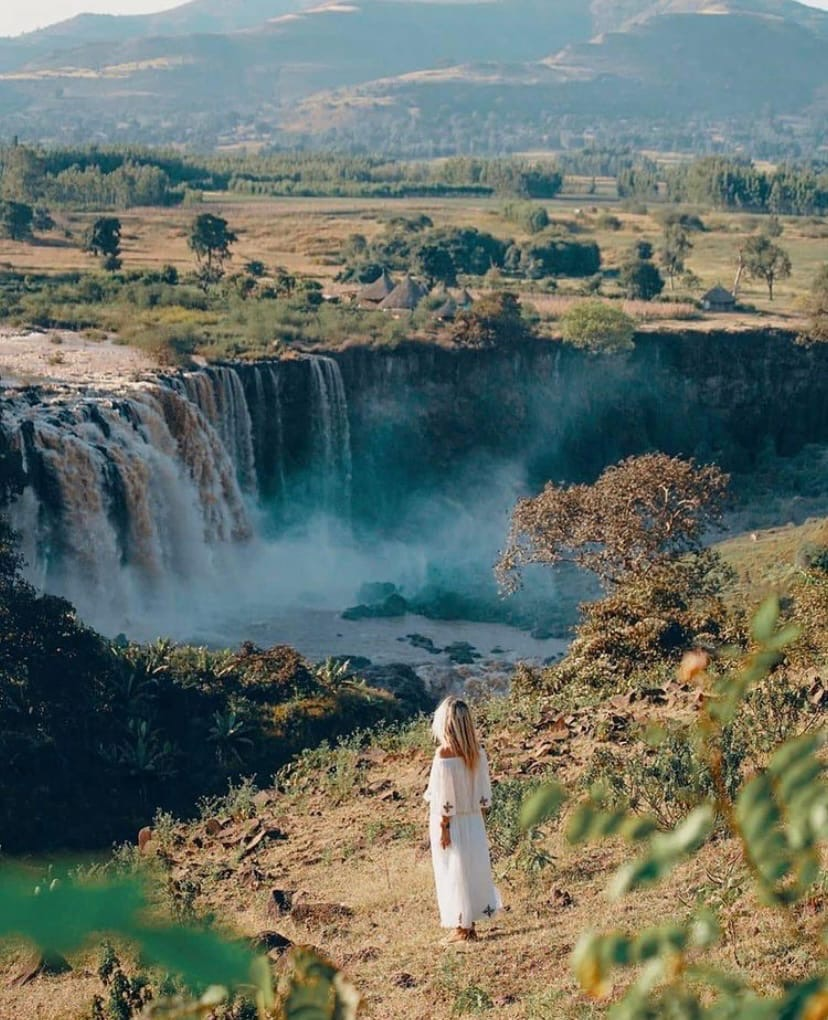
<box><xmin>1</xmin><ymin>1</ymin><xmax>177</xmax><ymax>37</ymax></box>
<box><xmin>2</xmin><ymin>0</ymin><xmax>828</xmax><ymax>36</ymax></box>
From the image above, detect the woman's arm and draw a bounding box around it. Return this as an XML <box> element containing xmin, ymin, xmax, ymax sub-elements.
<box><xmin>440</xmin><ymin>814</ymin><xmax>451</xmax><ymax>849</ymax></box>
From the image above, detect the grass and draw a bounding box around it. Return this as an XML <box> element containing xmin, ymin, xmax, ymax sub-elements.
<box><xmin>1</xmin><ymin>650</ymin><xmax>823</xmax><ymax>1019</ymax></box>
<box><xmin>0</xmin><ymin>195</ymin><xmax>824</xmax><ymax>355</ymax></box>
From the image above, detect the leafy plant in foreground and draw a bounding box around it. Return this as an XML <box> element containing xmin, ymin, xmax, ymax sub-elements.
<box><xmin>522</xmin><ymin>597</ymin><xmax>828</xmax><ymax>1018</ymax></box>
<box><xmin>0</xmin><ymin>869</ymin><xmax>358</xmax><ymax>1019</ymax></box>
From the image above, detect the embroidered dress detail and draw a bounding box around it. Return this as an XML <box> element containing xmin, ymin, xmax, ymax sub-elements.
<box><xmin>424</xmin><ymin>748</ymin><xmax>502</xmax><ymax>929</ymax></box>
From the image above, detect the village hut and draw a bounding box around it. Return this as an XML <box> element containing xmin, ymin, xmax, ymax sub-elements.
<box><xmin>379</xmin><ymin>275</ymin><xmax>427</xmax><ymax>312</ymax></box>
<box><xmin>433</xmin><ymin>293</ymin><xmax>458</xmax><ymax>321</ymax></box>
<box><xmin>701</xmin><ymin>285</ymin><xmax>736</xmax><ymax>312</ymax></box>
<box><xmin>359</xmin><ymin>270</ymin><xmax>395</xmax><ymax>305</ymax></box>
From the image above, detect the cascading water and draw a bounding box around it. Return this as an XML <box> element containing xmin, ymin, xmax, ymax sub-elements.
<box><xmin>178</xmin><ymin>365</ymin><xmax>257</xmax><ymax>493</ymax></box>
<box><xmin>308</xmin><ymin>355</ymin><xmax>352</xmax><ymax>519</ymax></box>
<box><xmin>1</xmin><ymin>357</ymin><xmax>361</xmax><ymax>639</ymax></box>
<box><xmin>5</xmin><ymin>376</ymin><xmax>253</xmax><ymax>634</ymax></box>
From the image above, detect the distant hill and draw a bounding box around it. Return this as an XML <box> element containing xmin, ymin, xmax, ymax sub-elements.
<box><xmin>0</xmin><ymin>0</ymin><xmax>825</xmax><ymax>154</ymax></box>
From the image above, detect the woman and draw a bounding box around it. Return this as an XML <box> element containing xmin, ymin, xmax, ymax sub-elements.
<box><xmin>424</xmin><ymin>696</ymin><xmax>501</xmax><ymax>944</ymax></box>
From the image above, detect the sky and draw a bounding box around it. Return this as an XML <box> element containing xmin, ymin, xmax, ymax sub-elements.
<box><xmin>0</xmin><ymin>1</ymin><xmax>178</xmax><ymax>37</ymax></box>
<box><xmin>1</xmin><ymin>0</ymin><xmax>828</xmax><ymax>36</ymax></box>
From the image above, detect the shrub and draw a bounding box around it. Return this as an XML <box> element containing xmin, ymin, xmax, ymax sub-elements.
<box><xmin>558</xmin><ymin>299</ymin><xmax>635</xmax><ymax>353</ymax></box>
<box><xmin>523</xmin><ymin>599</ymin><xmax>828</xmax><ymax>1018</ymax></box>
<box><xmin>550</xmin><ymin>551</ymin><xmax>738</xmax><ymax>691</ymax></box>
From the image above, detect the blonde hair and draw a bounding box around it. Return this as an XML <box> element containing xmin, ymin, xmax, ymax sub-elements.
<box><xmin>431</xmin><ymin>696</ymin><xmax>480</xmax><ymax>771</ymax></box>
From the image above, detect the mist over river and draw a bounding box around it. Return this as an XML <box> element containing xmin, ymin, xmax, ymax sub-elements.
<box><xmin>4</xmin><ymin>330</ymin><xmax>828</xmax><ymax>687</ymax></box>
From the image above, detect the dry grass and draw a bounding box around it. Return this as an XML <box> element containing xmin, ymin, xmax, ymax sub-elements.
<box><xmin>1</xmin><ymin>691</ymin><xmax>822</xmax><ymax>1020</ymax></box>
<box><xmin>0</xmin><ymin>195</ymin><xmax>822</xmax><ymax>331</ymax></box>
<box><xmin>718</xmin><ymin>516</ymin><xmax>828</xmax><ymax>601</ymax></box>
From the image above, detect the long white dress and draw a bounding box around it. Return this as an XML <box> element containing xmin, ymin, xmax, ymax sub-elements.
<box><xmin>424</xmin><ymin>748</ymin><xmax>502</xmax><ymax>929</ymax></box>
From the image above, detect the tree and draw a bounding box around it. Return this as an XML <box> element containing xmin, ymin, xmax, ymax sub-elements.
<box><xmin>762</xmin><ymin>214</ymin><xmax>783</xmax><ymax>238</ymax></box>
<box><xmin>0</xmin><ymin>145</ymin><xmax>44</xmax><ymax>203</ymax></box>
<box><xmin>620</xmin><ymin>257</ymin><xmax>664</xmax><ymax>301</ymax></box>
<box><xmin>496</xmin><ymin>453</ymin><xmax>729</xmax><ymax>593</ymax></box>
<box><xmin>0</xmin><ymin>201</ymin><xmax>33</xmax><ymax>242</ymax></box>
<box><xmin>272</xmin><ymin>266</ymin><xmax>296</xmax><ymax>297</ymax></box>
<box><xmin>84</xmin><ymin>217</ymin><xmax>122</xmax><ymax>271</ymax></box>
<box><xmin>32</xmin><ymin>206</ymin><xmax>54</xmax><ymax>233</ymax></box>
<box><xmin>742</xmin><ymin>235</ymin><xmax>791</xmax><ymax>300</ymax></box>
<box><xmin>450</xmin><ymin>292</ymin><xmax>531</xmax><ymax>348</ymax></box>
<box><xmin>188</xmin><ymin>213</ymin><xmax>237</xmax><ymax>289</ymax></box>
<box><xmin>801</xmin><ymin>263</ymin><xmax>828</xmax><ymax>344</ymax></box>
<box><xmin>559</xmin><ymin>300</ymin><xmax>635</xmax><ymax>354</ymax></box>
<box><xmin>658</xmin><ymin>224</ymin><xmax>693</xmax><ymax>289</ymax></box>
<box><xmin>413</xmin><ymin>242</ymin><xmax>457</xmax><ymax>288</ymax></box>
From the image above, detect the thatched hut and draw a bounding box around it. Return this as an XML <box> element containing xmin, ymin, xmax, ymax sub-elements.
<box><xmin>433</xmin><ymin>294</ymin><xmax>458</xmax><ymax>321</ymax></box>
<box><xmin>379</xmin><ymin>275</ymin><xmax>427</xmax><ymax>312</ymax></box>
<box><xmin>359</xmin><ymin>270</ymin><xmax>395</xmax><ymax>305</ymax></box>
<box><xmin>701</xmin><ymin>285</ymin><xmax>736</xmax><ymax>312</ymax></box>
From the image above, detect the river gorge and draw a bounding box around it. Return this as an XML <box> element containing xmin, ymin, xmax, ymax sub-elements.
<box><xmin>3</xmin><ymin>328</ymin><xmax>828</xmax><ymax>685</ymax></box>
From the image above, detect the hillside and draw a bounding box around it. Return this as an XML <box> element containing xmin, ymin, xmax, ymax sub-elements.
<box><xmin>0</xmin><ymin>0</ymin><xmax>826</xmax><ymax>152</ymax></box>
<box><xmin>1</xmin><ymin>661</ymin><xmax>825</xmax><ymax>1018</ymax></box>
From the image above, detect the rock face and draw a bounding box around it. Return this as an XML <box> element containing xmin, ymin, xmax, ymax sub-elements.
<box><xmin>335</xmin><ymin>330</ymin><xmax>828</xmax><ymax>528</ymax></box>
<box><xmin>3</xmin><ymin>330</ymin><xmax>827</xmax><ymax>639</ymax></box>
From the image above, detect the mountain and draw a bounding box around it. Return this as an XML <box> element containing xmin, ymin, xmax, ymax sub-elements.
<box><xmin>0</xmin><ymin>0</ymin><xmax>825</xmax><ymax>154</ymax></box>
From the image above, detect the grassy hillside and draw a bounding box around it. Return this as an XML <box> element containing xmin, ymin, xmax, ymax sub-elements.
<box><xmin>0</xmin><ymin>0</ymin><xmax>826</xmax><ymax>152</ymax></box>
<box><xmin>1</xmin><ymin>643</ymin><xmax>824</xmax><ymax>1018</ymax></box>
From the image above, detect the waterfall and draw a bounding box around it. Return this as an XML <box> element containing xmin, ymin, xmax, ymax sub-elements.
<box><xmin>179</xmin><ymin>365</ymin><xmax>256</xmax><ymax>492</ymax></box>
<box><xmin>1</xmin><ymin>354</ymin><xmax>356</xmax><ymax>636</ymax></box>
<box><xmin>308</xmin><ymin>355</ymin><xmax>352</xmax><ymax>518</ymax></box>
<box><xmin>4</xmin><ymin>378</ymin><xmax>253</xmax><ymax>635</ymax></box>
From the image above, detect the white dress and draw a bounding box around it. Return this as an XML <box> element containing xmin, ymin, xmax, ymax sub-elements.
<box><xmin>424</xmin><ymin>748</ymin><xmax>502</xmax><ymax>929</ymax></box>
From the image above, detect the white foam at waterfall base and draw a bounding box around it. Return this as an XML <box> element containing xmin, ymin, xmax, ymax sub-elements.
<box><xmin>4</xmin><ymin>358</ymin><xmax>565</xmax><ymax>681</ymax></box>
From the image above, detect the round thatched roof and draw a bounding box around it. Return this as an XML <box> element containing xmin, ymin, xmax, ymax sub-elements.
<box><xmin>359</xmin><ymin>270</ymin><xmax>396</xmax><ymax>303</ymax></box>
<box><xmin>433</xmin><ymin>294</ymin><xmax>458</xmax><ymax>320</ymax></box>
<box><xmin>379</xmin><ymin>275</ymin><xmax>427</xmax><ymax>311</ymax></box>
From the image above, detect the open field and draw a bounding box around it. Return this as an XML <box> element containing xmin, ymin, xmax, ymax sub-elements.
<box><xmin>0</xmin><ymin>194</ymin><xmax>823</xmax><ymax>330</ymax></box>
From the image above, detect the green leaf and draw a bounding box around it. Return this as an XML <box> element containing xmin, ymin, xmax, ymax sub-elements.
<box><xmin>520</xmin><ymin>782</ymin><xmax>568</xmax><ymax>831</ymax></box>
<box><xmin>751</xmin><ymin>596</ymin><xmax>780</xmax><ymax>644</ymax></box>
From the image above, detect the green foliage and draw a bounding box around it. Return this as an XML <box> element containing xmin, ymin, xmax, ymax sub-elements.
<box><xmin>0</xmin><ymin>524</ymin><xmax>413</xmax><ymax>852</ymax></box>
<box><xmin>0</xmin><ymin>870</ymin><xmax>271</xmax><ymax>1013</ymax></box>
<box><xmin>0</xmin><ymin>868</ymin><xmax>360</xmax><ymax>1019</ymax></box>
<box><xmin>90</xmin><ymin>942</ymin><xmax>151</xmax><ymax>1020</ymax></box>
<box><xmin>452</xmin><ymin>985</ymin><xmax>494</xmax><ymax>1015</ymax></box>
<box><xmin>580</xmin><ymin>719</ymin><xmax>746</xmax><ymax>830</ymax></box>
<box><xmin>503</xmin><ymin>201</ymin><xmax>550</xmax><ymax>234</ymax></box>
<box><xmin>85</xmin><ymin>217</ymin><xmax>123</xmax><ymax>271</ymax></box>
<box><xmin>666</xmin><ymin>158</ymin><xmax>828</xmax><ymax>216</ymax></box>
<box><xmin>658</xmin><ymin>224</ymin><xmax>693</xmax><ymax>289</ymax></box>
<box><xmin>450</xmin><ymin>291</ymin><xmax>533</xmax><ymax>349</ymax></box>
<box><xmin>741</xmin><ymin>235</ymin><xmax>792</xmax><ymax>301</ymax></box>
<box><xmin>0</xmin><ymin>199</ymin><xmax>34</xmax><ymax>241</ymax></box>
<box><xmin>188</xmin><ymin>214</ymin><xmax>237</xmax><ymax>289</ymax></box>
<box><xmin>525</xmin><ymin>598</ymin><xmax>828</xmax><ymax>1017</ymax></box>
<box><xmin>800</xmin><ymin>263</ymin><xmax>828</xmax><ymax>345</ymax></box>
<box><xmin>620</xmin><ymin>256</ymin><xmax>664</xmax><ymax>301</ymax></box>
<box><xmin>551</xmin><ymin>551</ymin><xmax>738</xmax><ymax>692</ymax></box>
<box><xmin>513</xmin><ymin>237</ymin><xmax>602</xmax><ymax>280</ymax></box>
<box><xmin>559</xmin><ymin>300</ymin><xmax>635</xmax><ymax>354</ymax></box>
<box><xmin>486</xmin><ymin>776</ymin><xmax>556</xmax><ymax>878</ymax></box>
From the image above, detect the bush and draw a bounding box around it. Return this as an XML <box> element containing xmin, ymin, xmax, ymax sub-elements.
<box><xmin>559</xmin><ymin>300</ymin><xmax>635</xmax><ymax>353</ymax></box>
<box><xmin>550</xmin><ymin>552</ymin><xmax>738</xmax><ymax>692</ymax></box>
<box><xmin>524</xmin><ymin>599</ymin><xmax>828</xmax><ymax>1017</ymax></box>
